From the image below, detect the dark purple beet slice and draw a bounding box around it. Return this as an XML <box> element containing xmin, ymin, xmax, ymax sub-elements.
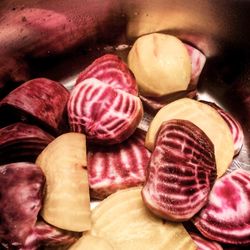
<box><xmin>0</xmin><ymin>78</ymin><xmax>69</xmax><ymax>135</ymax></box>
<box><xmin>76</xmin><ymin>54</ymin><xmax>138</xmax><ymax>95</ymax></box>
<box><xmin>0</xmin><ymin>162</ymin><xmax>45</xmax><ymax>249</ymax></box>
<box><xmin>87</xmin><ymin>129</ymin><xmax>151</xmax><ymax>199</ymax></box>
<box><xmin>200</xmin><ymin>100</ymin><xmax>244</xmax><ymax>156</ymax></box>
<box><xmin>0</xmin><ymin>123</ymin><xmax>54</xmax><ymax>164</ymax></box>
<box><xmin>193</xmin><ymin>169</ymin><xmax>250</xmax><ymax>245</ymax></box>
<box><xmin>68</xmin><ymin>78</ymin><xmax>143</xmax><ymax>144</ymax></box>
<box><xmin>142</xmin><ymin>119</ymin><xmax>217</xmax><ymax>221</ymax></box>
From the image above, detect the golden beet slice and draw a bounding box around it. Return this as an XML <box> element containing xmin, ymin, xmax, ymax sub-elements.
<box><xmin>90</xmin><ymin>187</ymin><xmax>196</xmax><ymax>250</ymax></box>
<box><xmin>145</xmin><ymin>98</ymin><xmax>234</xmax><ymax>177</ymax></box>
<box><xmin>36</xmin><ymin>133</ymin><xmax>91</xmax><ymax>232</ymax></box>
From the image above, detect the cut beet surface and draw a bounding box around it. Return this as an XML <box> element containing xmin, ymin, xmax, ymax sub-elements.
<box><xmin>76</xmin><ymin>54</ymin><xmax>138</xmax><ymax>95</ymax></box>
<box><xmin>0</xmin><ymin>122</ymin><xmax>54</xmax><ymax>164</ymax></box>
<box><xmin>68</xmin><ymin>78</ymin><xmax>143</xmax><ymax>144</ymax></box>
<box><xmin>142</xmin><ymin>119</ymin><xmax>217</xmax><ymax>221</ymax></box>
<box><xmin>0</xmin><ymin>78</ymin><xmax>69</xmax><ymax>135</ymax></box>
<box><xmin>0</xmin><ymin>162</ymin><xmax>45</xmax><ymax>249</ymax></box>
<box><xmin>87</xmin><ymin>129</ymin><xmax>151</xmax><ymax>199</ymax></box>
<box><xmin>193</xmin><ymin>169</ymin><xmax>250</xmax><ymax>245</ymax></box>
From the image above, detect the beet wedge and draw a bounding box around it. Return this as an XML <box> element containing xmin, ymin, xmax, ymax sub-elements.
<box><xmin>68</xmin><ymin>78</ymin><xmax>143</xmax><ymax>144</ymax></box>
<box><xmin>0</xmin><ymin>78</ymin><xmax>69</xmax><ymax>135</ymax></box>
<box><xmin>142</xmin><ymin>119</ymin><xmax>217</xmax><ymax>222</ymax></box>
<box><xmin>87</xmin><ymin>129</ymin><xmax>151</xmax><ymax>199</ymax></box>
<box><xmin>0</xmin><ymin>122</ymin><xmax>54</xmax><ymax>164</ymax></box>
<box><xmin>0</xmin><ymin>162</ymin><xmax>45</xmax><ymax>249</ymax></box>
<box><xmin>76</xmin><ymin>54</ymin><xmax>138</xmax><ymax>95</ymax></box>
<box><xmin>193</xmin><ymin>169</ymin><xmax>250</xmax><ymax>245</ymax></box>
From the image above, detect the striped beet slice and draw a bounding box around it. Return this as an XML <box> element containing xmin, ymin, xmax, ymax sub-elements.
<box><xmin>142</xmin><ymin>119</ymin><xmax>217</xmax><ymax>222</ymax></box>
<box><xmin>193</xmin><ymin>169</ymin><xmax>250</xmax><ymax>245</ymax></box>
<box><xmin>87</xmin><ymin>129</ymin><xmax>151</xmax><ymax>199</ymax></box>
<box><xmin>76</xmin><ymin>54</ymin><xmax>138</xmax><ymax>95</ymax></box>
<box><xmin>68</xmin><ymin>78</ymin><xmax>143</xmax><ymax>144</ymax></box>
<box><xmin>200</xmin><ymin>100</ymin><xmax>244</xmax><ymax>156</ymax></box>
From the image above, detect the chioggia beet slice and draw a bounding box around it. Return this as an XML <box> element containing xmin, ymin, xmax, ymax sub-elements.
<box><xmin>0</xmin><ymin>162</ymin><xmax>45</xmax><ymax>249</ymax></box>
<box><xmin>142</xmin><ymin>119</ymin><xmax>217</xmax><ymax>221</ymax></box>
<box><xmin>68</xmin><ymin>78</ymin><xmax>143</xmax><ymax>144</ymax></box>
<box><xmin>87</xmin><ymin>129</ymin><xmax>151</xmax><ymax>199</ymax></box>
<box><xmin>0</xmin><ymin>122</ymin><xmax>54</xmax><ymax>164</ymax></box>
<box><xmin>193</xmin><ymin>169</ymin><xmax>250</xmax><ymax>245</ymax></box>
<box><xmin>200</xmin><ymin>100</ymin><xmax>244</xmax><ymax>156</ymax></box>
<box><xmin>90</xmin><ymin>187</ymin><xmax>197</xmax><ymax>250</ymax></box>
<box><xmin>76</xmin><ymin>54</ymin><xmax>138</xmax><ymax>95</ymax></box>
<box><xmin>0</xmin><ymin>78</ymin><xmax>69</xmax><ymax>135</ymax></box>
<box><xmin>189</xmin><ymin>232</ymin><xmax>223</xmax><ymax>250</ymax></box>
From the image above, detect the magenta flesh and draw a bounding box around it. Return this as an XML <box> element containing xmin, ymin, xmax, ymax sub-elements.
<box><xmin>200</xmin><ymin>100</ymin><xmax>244</xmax><ymax>156</ymax></box>
<box><xmin>87</xmin><ymin>129</ymin><xmax>151</xmax><ymax>199</ymax></box>
<box><xmin>0</xmin><ymin>162</ymin><xmax>45</xmax><ymax>248</ymax></box>
<box><xmin>142</xmin><ymin>119</ymin><xmax>217</xmax><ymax>221</ymax></box>
<box><xmin>193</xmin><ymin>169</ymin><xmax>250</xmax><ymax>245</ymax></box>
<box><xmin>68</xmin><ymin>78</ymin><xmax>143</xmax><ymax>144</ymax></box>
<box><xmin>76</xmin><ymin>54</ymin><xmax>138</xmax><ymax>95</ymax></box>
<box><xmin>0</xmin><ymin>78</ymin><xmax>69</xmax><ymax>135</ymax></box>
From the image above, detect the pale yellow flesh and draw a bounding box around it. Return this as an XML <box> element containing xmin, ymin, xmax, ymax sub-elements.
<box><xmin>90</xmin><ymin>187</ymin><xmax>196</xmax><ymax>250</ymax></box>
<box><xmin>128</xmin><ymin>33</ymin><xmax>191</xmax><ymax>97</ymax></box>
<box><xmin>69</xmin><ymin>235</ymin><xmax>114</xmax><ymax>250</ymax></box>
<box><xmin>36</xmin><ymin>133</ymin><xmax>91</xmax><ymax>232</ymax></box>
<box><xmin>145</xmin><ymin>98</ymin><xmax>234</xmax><ymax>177</ymax></box>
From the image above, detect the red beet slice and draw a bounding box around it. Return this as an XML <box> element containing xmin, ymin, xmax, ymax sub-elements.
<box><xmin>0</xmin><ymin>123</ymin><xmax>54</xmax><ymax>164</ymax></box>
<box><xmin>189</xmin><ymin>232</ymin><xmax>223</xmax><ymax>250</ymax></box>
<box><xmin>68</xmin><ymin>78</ymin><xmax>143</xmax><ymax>144</ymax></box>
<box><xmin>0</xmin><ymin>162</ymin><xmax>45</xmax><ymax>249</ymax></box>
<box><xmin>200</xmin><ymin>100</ymin><xmax>244</xmax><ymax>156</ymax></box>
<box><xmin>142</xmin><ymin>119</ymin><xmax>217</xmax><ymax>221</ymax></box>
<box><xmin>76</xmin><ymin>54</ymin><xmax>138</xmax><ymax>95</ymax></box>
<box><xmin>0</xmin><ymin>78</ymin><xmax>69</xmax><ymax>135</ymax></box>
<box><xmin>87</xmin><ymin>129</ymin><xmax>151</xmax><ymax>199</ymax></box>
<box><xmin>193</xmin><ymin>169</ymin><xmax>250</xmax><ymax>245</ymax></box>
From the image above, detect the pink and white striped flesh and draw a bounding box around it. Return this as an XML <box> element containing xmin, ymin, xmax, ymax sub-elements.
<box><xmin>200</xmin><ymin>101</ymin><xmax>244</xmax><ymax>156</ymax></box>
<box><xmin>189</xmin><ymin>232</ymin><xmax>223</xmax><ymax>250</ymax></box>
<box><xmin>76</xmin><ymin>54</ymin><xmax>138</xmax><ymax>95</ymax></box>
<box><xmin>193</xmin><ymin>169</ymin><xmax>250</xmax><ymax>245</ymax></box>
<box><xmin>87</xmin><ymin>129</ymin><xmax>151</xmax><ymax>199</ymax></box>
<box><xmin>142</xmin><ymin>119</ymin><xmax>217</xmax><ymax>222</ymax></box>
<box><xmin>68</xmin><ymin>78</ymin><xmax>143</xmax><ymax>144</ymax></box>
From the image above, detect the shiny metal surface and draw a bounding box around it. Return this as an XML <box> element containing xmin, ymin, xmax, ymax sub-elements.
<box><xmin>0</xmin><ymin>0</ymin><xmax>249</xmax><ymax>171</ymax></box>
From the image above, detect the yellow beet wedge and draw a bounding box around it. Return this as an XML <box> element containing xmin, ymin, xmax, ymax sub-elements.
<box><xmin>90</xmin><ymin>187</ymin><xmax>196</xmax><ymax>250</ymax></box>
<box><xmin>69</xmin><ymin>235</ymin><xmax>114</xmax><ymax>250</ymax></box>
<box><xmin>145</xmin><ymin>98</ymin><xmax>234</xmax><ymax>176</ymax></box>
<box><xmin>36</xmin><ymin>133</ymin><xmax>91</xmax><ymax>232</ymax></box>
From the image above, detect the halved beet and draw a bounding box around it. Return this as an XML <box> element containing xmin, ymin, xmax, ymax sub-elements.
<box><xmin>68</xmin><ymin>78</ymin><xmax>143</xmax><ymax>144</ymax></box>
<box><xmin>75</xmin><ymin>54</ymin><xmax>138</xmax><ymax>95</ymax></box>
<box><xmin>193</xmin><ymin>169</ymin><xmax>250</xmax><ymax>245</ymax></box>
<box><xmin>0</xmin><ymin>122</ymin><xmax>54</xmax><ymax>164</ymax></box>
<box><xmin>142</xmin><ymin>119</ymin><xmax>217</xmax><ymax>221</ymax></box>
<box><xmin>189</xmin><ymin>232</ymin><xmax>223</xmax><ymax>250</ymax></box>
<box><xmin>0</xmin><ymin>162</ymin><xmax>45</xmax><ymax>248</ymax></box>
<box><xmin>0</xmin><ymin>78</ymin><xmax>69</xmax><ymax>135</ymax></box>
<box><xmin>200</xmin><ymin>100</ymin><xmax>244</xmax><ymax>156</ymax></box>
<box><xmin>87</xmin><ymin>129</ymin><xmax>151</xmax><ymax>199</ymax></box>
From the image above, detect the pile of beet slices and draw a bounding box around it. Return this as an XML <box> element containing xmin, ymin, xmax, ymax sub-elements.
<box><xmin>0</xmin><ymin>52</ymin><xmax>249</xmax><ymax>250</ymax></box>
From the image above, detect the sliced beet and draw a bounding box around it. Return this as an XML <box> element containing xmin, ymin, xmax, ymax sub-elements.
<box><xmin>87</xmin><ymin>129</ymin><xmax>151</xmax><ymax>199</ymax></box>
<box><xmin>193</xmin><ymin>169</ymin><xmax>250</xmax><ymax>245</ymax></box>
<box><xmin>200</xmin><ymin>100</ymin><xmax>244</xmax><ymax>156</ymax></box>
<box><xmin>0</xmin><ymin>162</ymin><xmax>45</xmax><ymax>248</ymax></box>
<box><xmin>142</xmin><ymin>119</ymin><xmax>217</xmax><ymax>221</ymax></box>
<box><xmin>68</xmin><ymin>78</ymin><xmax>143</xmax><ymax>144</ymax></box>
<box><xmin>76</xmin><ymin>54</ymin><xmax>138</xmax><ymax>95</ymax></box>
<box><xmin>189</xmin><ymin>232</ymin><xmax>223</xmax><ymax>250</ymax></box>
<box><xmin>0</xmin><ymin>78</ymin><xmax>69</xmax><ymax>135</ymax></box>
